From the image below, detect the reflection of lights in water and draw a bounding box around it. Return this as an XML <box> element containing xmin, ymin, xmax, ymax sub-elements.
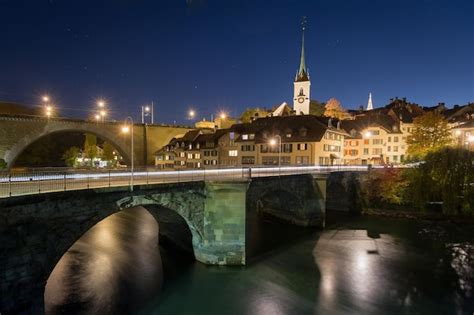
<box><xmin>356</xmin><ymin>252</ymin><xmax>368</xmax><ymax>271</ymax></box>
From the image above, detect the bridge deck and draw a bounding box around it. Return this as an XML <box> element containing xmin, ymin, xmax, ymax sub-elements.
<box><xmin>0</xmin><ymin>165</ymin><xmax>370</xmax><ymax>199</ymax></box>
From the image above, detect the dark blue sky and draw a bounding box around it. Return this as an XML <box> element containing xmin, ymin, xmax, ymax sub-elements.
<box><xmin>1</xmin><ymin>0</ymin><xmax>473</xmax><ymax>124</ymax></box>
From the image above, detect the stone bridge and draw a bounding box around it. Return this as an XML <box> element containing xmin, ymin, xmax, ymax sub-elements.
<box><xmin>0</xmin><ymin>174</ymin><xmax>327</xmax><ymax>314</ymax></box>
<box><xmin>0</xmin><ymin>114</ymin><xmax>190</xmax><ymax>168</ymax></box>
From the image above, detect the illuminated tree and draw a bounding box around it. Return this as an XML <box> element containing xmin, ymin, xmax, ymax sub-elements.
<box><xmin>324</xmin><ymin>98</ymin><xmax>350</xmax><ymax>120</ymax></box>
<box><xmin>407</xmin><ymin>111</ymin><xmax>451</xmax><ymax>159</ymax></box>
<box><xmin>102</xmin><ymin>142</ymin><xmax>115</xmax><ymax>161</ymax></box>
<box><xmin>61</xmin><ymin>146</ymin><xmax>80</xmax><ymax>167</ymax></box>
<box><xmin>84</xmin><ymin>134</ymin><xmax>97</xmax><ymax>167</ymax></box>
<box><xmin>239</xmin><ymin>108</ymin><xmax>269</xmax><ymax>123</ymax></box>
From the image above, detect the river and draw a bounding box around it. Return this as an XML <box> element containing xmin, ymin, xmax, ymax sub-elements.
<box><xmin>45</xmin><ymin>207</ymin><xmax>474</xmax><ymax>315</ymax></box>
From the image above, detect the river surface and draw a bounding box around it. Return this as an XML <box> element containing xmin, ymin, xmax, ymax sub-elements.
<box><xmin>45</xmin><ymin>207</ymin><xmax>474</xmax><ymax>315</ymax></box>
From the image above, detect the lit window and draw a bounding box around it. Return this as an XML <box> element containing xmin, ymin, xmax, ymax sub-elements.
<box><xmin>242</xmin><ymin>134</ymin><xmax>248</xmax><ymax>140</ymax></box>
<box><xmin>229</xmin><ymin>150</ymin><xmax>238</xmax><ymax>157</ymax></box>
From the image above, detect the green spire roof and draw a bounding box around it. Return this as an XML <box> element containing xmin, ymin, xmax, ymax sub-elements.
<box><xmin>295</xmin><ymin>26</ymin><xmax>309</xmax><ymax>82</ymax></box>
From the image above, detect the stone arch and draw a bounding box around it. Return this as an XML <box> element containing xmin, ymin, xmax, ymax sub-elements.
<box><xmin>6</xmin><ymin>126</ymin><xmax>131</xmax><ymax>168</ymax></box>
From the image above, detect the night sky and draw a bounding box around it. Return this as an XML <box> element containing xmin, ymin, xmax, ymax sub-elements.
<box><xmin>1</xmin><ymin>0</ymin><xmax>473</xmax><ymax>124</ymax></box>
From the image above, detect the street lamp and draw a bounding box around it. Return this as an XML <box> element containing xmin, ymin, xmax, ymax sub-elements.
<box><xmin>363</xmin><ymin>131</ymin><xmax>372</xmax><ymax>138</ymax></box>
<box><xmin>219</xmin><ymin>112</ymin><xmax>227</xmax><ymax>120</ymax></box>
<box><xmin>100</xmin><ymin>110</ymin><xmax>106</xmax><ymax>122</ymax></box>
<box><xmin>42</xmin><ymin>95</ymin><xmax>52</xmax><ymax>118</ymax></box>
<box><xmin>188</xmin><ymin>109</ymin><xmax>196</xmax><ymax>120</ymax></box>
<box><xmin>269</xmin><ymin>135</ymin><xmax>282</xmax><ymax>168</ymax></box>
<box><xmin>95</xmin><ymin>114</ymin><xmax>101</xmax><ymax>122</ymax></box>
<box><xmin>141</xmin><ymin>103</ymin><xmax>154</xmax><ymax>124</ymax></box>
<box><xmin>97</xmin><ymin>100</ymin><xmax>105</xmax><ymax>108</ymax></box>
<box><xmin>121</xmin><ymin>117</ymin><xmax>134</xmax><ymax>191</ymax></box>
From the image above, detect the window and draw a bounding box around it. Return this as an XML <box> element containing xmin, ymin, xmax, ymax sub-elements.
<box><xmin>364</xmin><ymin>139</ymin><xmax>369</xmax><ymax>145</ymax></box>
<box><xmin>363</xmin><ymin>148</ymin><xmax>369</xmax><ymax>155</ymax></box>
<box><xmin>318</xmin><ymin>157</ymin><xmax>330</xmax><ymax>165</ymax></box>
<box><xmin>299</xmin><ymin>88</ymin><xmax>304</xmax><ymax>96</ymax></box>
<box><xmin>324</xmin><ymin>144</ymin><xmax>341</xmax><ymax>152</ymax></box>
<box><xmin>297</xmin><ymin>143</ymin><xmax>307</xmax><ymax>151</ymax></box>
<box><xmin>394</xmin><ymin>136</ymin><xmax>399</xmax><ymax>142</ymax></box>
<box><xmin>296</xmin><ymin>156</ymin><xmax>309</xmax><ymax>165</ymax></box>
<box><xmin>229</xmin><ymin>150</ymin><xmax>238</xmax><ymax>157</ymax></box>
<box><xmin>286</xmin><ymin>133</ymin><xmax>292</xmax><ymax>138</ymax></box>
<box><xmin>179</xmin><ymin>152</ymin><xmax>185</xmax><ymax>158</ymax></box>
<box><xmin>280</xmin><ymin>156</ymin><xmax>291</xmax><ymax>165</ymax></box>
<box><xmin>349</xmin><ymin>149</ymin><xmax>358</xmax><ymax>156</ymax></box>
<box><xmin>188</xmin><ymin>144</ymin><xmax>192</xmax><ymax>150</ymax></box>
<box><xmin>393</xmin><ymin>155</ymin><xmax>398</xmax><ymax>161</ymax></box>
<box><xmin>282</xmin><ymin>143</ymin><xmax>293</xmax><ymax>153</ymax></box>
<box><xmin>241</xmin><ymin>145</ymin><xmax>255</xmax><ymax>152</ymax></box>
<box><xmin>262</xmin><ymin>156</ymin><xmax>279</xmax><ymax>165</ymax></box>
<box><xmin>211</xmin><ymin>150</ymin><xmax>218</xmax><ymax>156</ymax></box>
<box><xmin>229</xmin><ymin>132</ymin><xmax>235</xmax><ymax>140</ymax></box>
<box><xmin>242</xmin><ymin>156</ymin><xmax>255</xmax><ymax>165</ymax></box>
<box><xmin>187</xmin><ymin>153</ymin><xmax>193</xmax><ymax>159</ymax></box>
<box><xmin>393</xmin><ymin>146</ymin><xmax>398</xmax><ymax>152</ymax></box>
<box><xmin>211</xmin><ymin>160</ymin><xmax>218</xmax><ymax>165</ymax></box>
<box><xmin>370</xmin><ymin>130</ymin><xmax>380</xmax><ymax>135</ymax></box>
<box><xmin>195</xmin><ymin>153</ymin><xmax>201</xmax><ymax>159</ymax></box>
<box><xmin>242</xmin><ymin>134</ymin><xmax>248</xmax><ymax>140</ymax></box>
<box><xmin>204</xmin><ymin>151</ymin><xmax>210</xmax><ymax>157</ymax></box>
<box><xmin>387</xmin><ymin>146</ymin><xmax>391</xmax><ymax>152</ymax></box>
<box><xmin>372</xmin><ymin>148</ymin><xmax>382</xmax><ymax>155</ymax></box>
<box><xmin>373</xmin><ymin>139</ymin><xmax>383</xmax><ymax>145</ymax></box>
<box><xmin>388</xmin><ymin>136</ymin><xmax>391</xmax><ymax>142</ymax></box>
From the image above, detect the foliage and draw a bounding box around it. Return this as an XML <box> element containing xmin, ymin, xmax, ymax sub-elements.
<box><xmin>324</xmin><ymin>98</ymin><xmax>350</xmax><ymax>120</ymax></box>
<box><xmin>407</xmin><ymin>111</ymin><xmax>452</xmax><ymax>160</ymax></box>
<box><xmin>102</xmin><ymin>142</ymin><xmax>115</xmax><ymax>161</ymax></box>
<box><xmin>309</xmin><ymin>100</ymin><xmax>325</xmax><ymax>116</ymax></box>
<box><xmin>84</xmin><ymin>134</ymin><xmax>97</xmax><ymax>167</ymax></box>
<box><xmin>61</xmin><ymin>146</ymin><xmax>80</xmax><ymax>167</ymax></box>
<box><xmin>239</xmin><ymin>108</ymin><xmax>269</xmax><ymax>123</ymax></box>
<box><xmin>360</xmin><ymin>168</ymin><xmax>408</xmax><ymax>207</ymax></box>
<box><xmin>0</xmin><ymin>159</ymin><xmax>7</xmax><ymax>169</ymax></box>
<box><xmin>405</xmin><ymin>148</ymin><xmax>474</xmax><ymax>214</ymax></box>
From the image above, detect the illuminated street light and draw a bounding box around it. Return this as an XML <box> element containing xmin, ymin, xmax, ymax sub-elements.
<box><xmin>455</xmin><ymin>130</ymin><xmax>461</xmax><ymax>136</ymax></box>
<box><xmin>121</xmin><ymin>117</ymin><xmax>134</xmax><ymax>191</ymax></box>
<box><xmin>364</xmin><ymin>131</ymin><xmax>372</xmax><ymax>138</ymax></box>
<box><xmin>97</xmin><ymin>100</ymin><xmax>105</xmax><ymax>108</ymax></box>
<box><xmin>42</xmin><ymin>95</ymin><xmax>50</xmax><ymax>103</ymax></box>
<box><xmin>269</xmin><ymin>135</ymin><xmax>282</xmax><ymax>168</ymax></box>
<box><xmin>95</xmin><ymin>114</ymin><xmax>101</xmax><ymax>121</ymax></box>
<box><xmin>188</xmin><ymin>109</ymin><xmax>196</xmax><ymax>119</ymax></box>
<box><xmin>219</xmin><ymin>112</ymin><xmax>227</xmax><ymax>119</ymax></box>
<box><xmin>141</xmin><ymin>103</ymin><xmax>154</xmax><ymax>124</ymax></box>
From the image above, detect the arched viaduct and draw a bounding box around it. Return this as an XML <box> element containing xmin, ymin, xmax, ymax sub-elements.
<box><xmin>0</xmin><ymin>114</ymin><xmax>191</xmax><ymax>168</ymax></box>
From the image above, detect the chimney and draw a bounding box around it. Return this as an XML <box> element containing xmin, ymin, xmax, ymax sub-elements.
<box><xmin>337</xmin><ymin>121</ymin><xmax>341</xmax><ymax>130</ymax></box>
<box><xmin>328</xmin><ymin>118</ymin><xmax>332</xmax><ymax>128</ymax></box>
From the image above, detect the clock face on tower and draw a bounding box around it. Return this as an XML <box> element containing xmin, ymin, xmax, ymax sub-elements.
<box><xmin>298</xmin><ymin>97</ymin><xmax>305</xmax><ymax>103</ymax></box>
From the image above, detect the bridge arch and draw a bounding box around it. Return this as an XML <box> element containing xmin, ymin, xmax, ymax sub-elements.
<box><xmin>6</xmin><ymin>124</ymin><xmax>132</xmax><ymax>168</ymax></box>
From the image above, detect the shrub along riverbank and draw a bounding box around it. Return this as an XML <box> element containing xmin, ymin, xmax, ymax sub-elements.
<box><xmin>359</xmin><ymin>148</ymin><xmax>474</xmax><ymax>218</ymax></box>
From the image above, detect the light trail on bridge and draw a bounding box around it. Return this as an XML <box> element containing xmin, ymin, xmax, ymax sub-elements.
<box><xmin>0</xmin><ymin>165</ymin><xmax>379</xmax><ymax>198</ymax></box>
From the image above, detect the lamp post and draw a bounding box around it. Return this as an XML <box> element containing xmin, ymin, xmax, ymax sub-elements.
<box><xmin>42</xmin><ymin>95</ymin><xmax>52</xmax><ymax>119</ymax></box>
<box><xmin>121</xmin><ymin>117</ymin><xmax>134</xmax><ymax>191</ymax></box>
<box><xmin>141</xmin><ymin>105</ymin><xmax>152</xmax><ymax>124</ymax></box>
<box><xmin>188</xmin><ymin>109</ymin><xmax>196</xmax><ymax>120</ymax></box>
<box><xmin>269</xmin><ymin>135</ymin><xmax>282</xmax><ymax>168</ymax></box>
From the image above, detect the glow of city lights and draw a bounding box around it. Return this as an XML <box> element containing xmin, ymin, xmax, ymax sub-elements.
<box><xmin>121</xmin><ymin>126</ymin><xmax>130</xmax><ymax>133</ymax></box>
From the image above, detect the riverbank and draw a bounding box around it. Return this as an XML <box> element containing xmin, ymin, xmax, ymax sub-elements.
<box><xmin>361</xmin><ymin>207</ymin><xmax>474</xmax><ymax>225</ymax></box>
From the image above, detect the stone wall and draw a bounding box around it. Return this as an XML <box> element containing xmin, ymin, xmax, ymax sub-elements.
<box><xmin>326</xmin><ymin>171</ymin><xmax>366</xmax><ymax>214</ymax></box>
<box><xmin>247</xmin><ymin>174</ymin><xmax>327</xmax><ymax>228</ymax></box>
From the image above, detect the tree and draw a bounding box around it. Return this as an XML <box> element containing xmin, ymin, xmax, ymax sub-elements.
<box><xmin>0</xmin><ymin>159</ymin><xmax>7</xmax><ymax>169</ymax></box>
<box><xmin>239</xmin><ymin>108</ymin><xmax>269</xmax><ymax>123</ymax></box>
<box><xmin>324</xmin><ymin>98</ymin><xmax>350</xmax><ymax>120</ymax></box>
<box><xmin>84</xmin><ymin>134</ymin><xmax>97</xmax><ymax>167</ymax></box>
<box><xmin>61</xmin><ymin>146</ymin><xmax>80</xmax><ymax>167</ymax></box>
<box><xmin>405</xmin><ymin>148</ymin><xmax>474</xmax><ymax>214</ymax></box>
<box><xmin>310</xmin><ymin>100</ymin><xmax>326</xmax><ymax>116</ymax></box>
<box><xmin>102</xmin><ymin>142</ymin><xmax>115</xmax><ymax>161</ymax></box>
<box><xmin>407</xmin><ymin>111</ymin><xmax>452</xmax><ymax>159</ymax></box>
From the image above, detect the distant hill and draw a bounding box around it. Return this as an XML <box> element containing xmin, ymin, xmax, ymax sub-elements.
<box><xmin>0</xmin><ymin>102</ymin><xmax>41</xmax><ymax>115</ymax></box>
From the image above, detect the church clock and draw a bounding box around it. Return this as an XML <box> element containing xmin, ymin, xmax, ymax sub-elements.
<box><xmin>298</xmin><ymin>97</ymin><xmax>305</xmax><ymax>103</ymax></box>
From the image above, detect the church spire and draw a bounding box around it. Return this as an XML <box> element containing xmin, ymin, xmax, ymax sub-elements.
<box><xmin>367</xmin><ymin>92</ymin><xmax>374</xmax><ymax>110</ymax></box>
<box><xmin>295</xmin><ymin>17</ymin><xmax>309</xmax><ymax>82</ymax></box>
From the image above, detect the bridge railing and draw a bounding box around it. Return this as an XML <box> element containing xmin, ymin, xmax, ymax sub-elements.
<box><xmin>0</xmin><ymin>165</ymin><xmax>371</xmax><ymax>198</ymax></box>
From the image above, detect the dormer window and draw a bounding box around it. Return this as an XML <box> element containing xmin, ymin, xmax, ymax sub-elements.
<box><xmin>299</xmin><ymin>127</ymin><xmax>307</xmax><ymax>137</ymax></box>
<box><xmin>189</xmin><ymin>144</ymin><xmax>192</xmax><ymax>150</ymax></box>
<box><xmin>242</xmin><ymin>134</ymin><xmax>248</xmax><ymax>140</ymax></box>
<box><xmin>286</xmin><ymin>133</ymin><xmax>292</xmax><ymax>138</ymax></box>
<box><xmin>196</xmin><ymin>143</ymin><xmax>200</xmax><ymax>149</ymax></box>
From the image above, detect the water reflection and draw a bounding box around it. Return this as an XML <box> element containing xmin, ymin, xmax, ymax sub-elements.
<box><xmin>45</xmin><ymin>207</ymin><xmax>163</xmax><ymax>315</ymax></box>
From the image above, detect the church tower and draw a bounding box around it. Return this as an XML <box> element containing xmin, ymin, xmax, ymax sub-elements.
<box><xmin>367</xmin><ymin>92</ymin><xmax>374</xmax><ymax>110</ymax></box>
<box><xmin>293</xmin><ymin>20</ymin><xmax>311</xmax><ymax>115</ymax></box>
